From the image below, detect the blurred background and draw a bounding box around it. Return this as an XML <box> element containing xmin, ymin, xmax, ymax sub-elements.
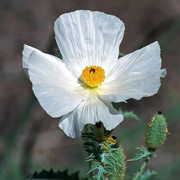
<box><xmin>0</xmin><ymin>0</ymin><xmax>180</xmax><ymax>179</ymax></box>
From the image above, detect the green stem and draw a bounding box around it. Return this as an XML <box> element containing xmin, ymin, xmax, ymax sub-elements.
<box><xmin>132</xmin><ymin>161</ymin><xmax>147</xmax><ymax>180</ymax></box>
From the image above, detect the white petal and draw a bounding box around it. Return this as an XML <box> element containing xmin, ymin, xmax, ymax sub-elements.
<box><xmin>59</xmin><ymin>96</ymin><xmax>123</xmax><ymax>138</ymax></box>
<box><xmin>100</xmin><ymin>42</ymin><xmax>164</xmax><ymax>102</ymax></box>
<box><xmin>23</xmin><ymin>45</ymin><xmax>86</xmax><ymax>117</ymax></box>
<box><xmin>54</xmin><ymin>10</ymin><xmax>125</xmax><ymax>77</ymax></box>
<box><xmin>22</xmin><ymin>45</ymin><xmax>61</xmax><ymax>76</ymax></box>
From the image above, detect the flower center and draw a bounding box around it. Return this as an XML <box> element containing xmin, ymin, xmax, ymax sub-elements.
<box><xmin>81</xmin><ymin>65</ymin><xmax>105</xmax><ymax>87</ymax></box>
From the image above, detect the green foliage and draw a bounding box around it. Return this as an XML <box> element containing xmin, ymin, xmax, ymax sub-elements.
<box><xmin>87</xmin><ymin>145</ymin><xmax>126</xmax><ymax>180</ymax></box>
<box><xmin>122</xmin><ymin>111</ymin><xmax>140</xmax><ymax>121</ymax></box>
<box><xmin>83</xmin><ymin>123</ymin><xmax>126</xmax><ymax>180</ymax></box>
<box><xmin>131</xmin><ymin>160</ymin><xmax>157</xmax><ymax>180</ymax></box>
<box><xmin>145</xmin><ymin>113</ymin><xmax>168</xmax><ymax>149</ymax></box>
<box><xmin>82</xmin><ymin>124</ymin><xmax>102</xmax><ymax>161</ymax></box>
<box><xmin>130</xmin><ymin>113</ymin><xmax>168</xmax><ymax>180</ymax></box>
<box><xmin>129</xmin><ymin>147</ymin><xmax>155</xmax><ymax>162</ymax></box>
<box><xmin>82</xmin><ymin>112</ymin><xmax>169</xmax><ymax>180</ymax></box>
<box><xmin>88</xmin><ymin>163</ymin><xmax>108</xmax><ymax>180</ymax></box>
<box><xmin>25</xmin><ymin>112</ymin><xmax>168</xmax><ymax>180</ymax></box>
<box><xmin>132</xmin><ymin>167</ymin><xmax>157</xmax><ymax>180</ymax></box>
<box><xmin>28</xmin><ymin>169</ymin><xmax>87</xmax><ymax>180</ymax></box>
<box><xmin>82</xmin><ymin>124</ymin><xmax>113</xmax><ymax>159</ymax></box>
<box><xmin>107</xmin><ymin>146</ymin><xmax>126</xmax><ymax>180</ymax></box>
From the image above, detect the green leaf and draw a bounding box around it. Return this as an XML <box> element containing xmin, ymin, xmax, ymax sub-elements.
<box><xmin>86</xmin><ymin>153</ymin><xmax>95</xmax><ymax>162</ymax></box>
<box><xmin>123</xmin><ymin>111</ymin><xmax>140</xmax><ymax>120</ymax></box>
<box><xmin>88</xmin><ymin>163</ymin><xmax>101</xmax><ymax>174</ymax></box>
<box><xmin>92</xmin><ymin>164</ymin><xmax>108</xmax><ymax>180</ymax></box>
<box><xmin>129</xmin><ymin>147</ymin><xmax>154</xmax><ymax>161</ymax></box>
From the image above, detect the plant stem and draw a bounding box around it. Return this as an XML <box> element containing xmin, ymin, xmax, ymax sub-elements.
<box><xmin>132</xmin><ymin>161</ymin><xmax>147</xmax><ymax>180</ymax></box>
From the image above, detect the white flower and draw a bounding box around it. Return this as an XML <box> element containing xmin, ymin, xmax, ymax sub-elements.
<box><xmin>22</xmin><ymin>10</ymin><xmax>166</xmax><ymax>138</ymax></box>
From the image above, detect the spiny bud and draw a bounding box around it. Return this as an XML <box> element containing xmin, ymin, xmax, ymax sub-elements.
<box><xmin>145</xmin><ymin>112</ymin><xmax>168</xmax><ymax>151</ymax></box>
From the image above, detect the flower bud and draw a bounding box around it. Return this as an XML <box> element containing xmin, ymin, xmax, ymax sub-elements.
<box><xmin>145</xmin><ymin>112</ymin><xmax>168</xmax><ymax>151</ymax></box>
<box><xmin>94</xmin><ymin>122</ymin><xmax>105</xmax><ymax>142</ymax></box>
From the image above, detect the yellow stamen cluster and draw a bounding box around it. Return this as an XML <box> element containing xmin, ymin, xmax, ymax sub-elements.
<box><xmin>105</xmin><ymin>137</ymin><xmax>117</xmax><ymax>144</ymax></box>
<box><xmin>81</xmin><ymin>66</ymin><xmax>105</xmax><ymax>87</ymax></box>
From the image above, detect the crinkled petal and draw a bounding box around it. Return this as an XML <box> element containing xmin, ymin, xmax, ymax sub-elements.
<box><xmin>22</xmin><ymin>45</ymin><xmax>61</xmax><ymax>76</ymax></box>
<box><xmin>23</xmin><ymin>45</ymin><xmax>86</xmax><ymax>117</ymax></box>
<box><xmin>59</xmin><ymin>96</ymin><xmax>123</xmax><ymax>138</ymax></box>
<box><xmin>54</xmin><ymin>10</ymin><xmax>125</xmax><ymax>77</ymax></box>
<box><xmin>99</xmin><ymin>42</ymin><xmax>165</xmax><ymax>102</ymax></box>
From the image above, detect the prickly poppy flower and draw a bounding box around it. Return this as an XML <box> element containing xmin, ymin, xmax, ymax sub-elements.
<box><xmin>22</xmin><ymin>10</ymin><xmax>166</xmax><ymax>138</ymax></box>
